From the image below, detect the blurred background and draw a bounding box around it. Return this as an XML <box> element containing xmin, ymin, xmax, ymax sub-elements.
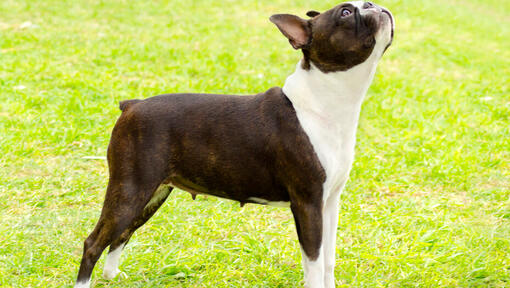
<box><xmin>0</xmin><ymin>0</ymin><xmax>508</xmax><ymax>287</ymax></box>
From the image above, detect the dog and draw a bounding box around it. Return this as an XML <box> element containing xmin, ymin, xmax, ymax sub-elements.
<box><xmin>75</xmin><ymin>2</ymin><xmax>394</xmax><ymax>287</ymax></box>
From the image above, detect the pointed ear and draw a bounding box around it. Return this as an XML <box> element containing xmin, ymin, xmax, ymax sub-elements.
<box><xmin>270</xmin><ymin>14</ymin><xmax>311</xmax><ymax>49</ymax></box>
<box><xmin>306</xmin><ymin>10</ymin><xmax>320</xmax><ymax>17</ymax></box>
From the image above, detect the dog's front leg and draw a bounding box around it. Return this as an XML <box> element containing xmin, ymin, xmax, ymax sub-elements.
<box><xmin>291</xmin><ymin>200</ymin><xmax>324</xmax><ymax>288</ymax></box>
<box><xmin>322</xmin><ymin>191</ymin><xmax>341</xmax><ymax>288</ymax></box>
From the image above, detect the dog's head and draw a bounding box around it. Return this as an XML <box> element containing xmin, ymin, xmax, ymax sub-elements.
<box><xmin>270</xmin><ymin>1</ymin><xmax>394</xmax><ymax>73</ymax></box>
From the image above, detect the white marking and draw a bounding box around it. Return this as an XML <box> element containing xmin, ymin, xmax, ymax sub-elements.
<box><xmin>352</xmin><ymin>1</ymin><xmax>383</xmax><ymax>17</ymax></box>
<box><xmin>323</xmin><ymin>194</ymin><xmax>341</xmax><ymax>288</ymax></box>
<box><xmin>350</xmin><ymin>1</ymin><xmax>365</xmax><ymax>8</ymax></box>
<box><xmin>74</xmin><ymin>279</ymin><xmax>90</xmax><ymax>288</ymax></box>
<box><xmin>301</xmin><ymin>245</ymin><xmax>324</xmax><ymax>288</ymax></box>
<box><xmin>103</xmin><ymin>243</ymin><xmax>125</xmax><ymax>280</ymax></box>
<box><xmin>247</xmin><ymin>197</ymin><xmax>290</xmax><ymax>208</ymax></box>
<box><xmin>353</xmin><ymin>1</ymin><xmax>395</xmax><ymax>34</ymax></box>
<box><xmin>283</xmin><ymin>2</ymin><xmax>393</xmax><ymax>203</ymax></box>
<box><xmin>283</xmin><ymin>4</ymin><xmax>393</xmax><ymax>287</ymax></box>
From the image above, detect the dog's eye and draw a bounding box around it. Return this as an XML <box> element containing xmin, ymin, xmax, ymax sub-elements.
<box><xmin>341</xmin><ymin>9</ymin><xmax>352</xmax><ymax>17</ymax></box>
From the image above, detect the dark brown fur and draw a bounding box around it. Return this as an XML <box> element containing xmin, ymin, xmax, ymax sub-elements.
<box><xmin>76</xmin><ymin>88</ymin><xmax>326</xmax><ymax>283</ymax></box>
<box><xmin>271</xmin><ymin>3</ymin><xmax>384</xmax><ymax>73</ymax></box>
<box><xmin>114</xmin><ymin>87</ymin><xmax>325</xmax><ymax>203</ymax></box>
<box><xmin>303</xmin><ymin>3</ymin><xmax>378</xmax><ymax>72</ymax></box>
<box><xmin>76</xmin><ymin>2</ymin><xmax>393</xmax><ymax>284</ymax></box>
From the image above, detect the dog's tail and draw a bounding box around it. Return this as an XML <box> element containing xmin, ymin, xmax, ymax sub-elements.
<box><xmin>119</xmin><ymin>99</ymin><xmax>142</xmax><ymax>112</ymax></box>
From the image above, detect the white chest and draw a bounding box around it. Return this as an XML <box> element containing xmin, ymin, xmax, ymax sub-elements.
<box><xmin>282</xmin><ymin>57</ymin><xmax>379</xmax><ymax>202</ymax></box>
<box><xmin>293</xmin><ymin>107</ymin><xmax>358</xmax><ymax>202</ymax></box>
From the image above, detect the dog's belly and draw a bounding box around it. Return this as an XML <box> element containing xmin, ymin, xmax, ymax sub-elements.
<box><xmin>167</xmin><ymin>176</ymin><xmax>291</xmax><ymax>207</ymax></box>
<box><xmin>165</xmin><ymin>160</ymin><xmax>291</xmax><ymax>204</ymax></box>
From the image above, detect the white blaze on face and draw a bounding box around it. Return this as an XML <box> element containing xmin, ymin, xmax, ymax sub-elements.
<box><xmin>346</xmin><ymin>1</ymin><xmax>394</xmax><ymax>50</ymax></box>
<box><xmin>349</xmin><ymin>1</ymin><xmax>365</xmax><ymax>8</ymax></box>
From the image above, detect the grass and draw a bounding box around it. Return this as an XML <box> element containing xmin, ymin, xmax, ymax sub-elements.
<box><xmin>0</xmin><ymin>0</ymin><xmax>508</xmax><ymax>287</ymax></box>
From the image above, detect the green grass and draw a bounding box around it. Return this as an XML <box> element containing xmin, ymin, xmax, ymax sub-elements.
<box><xmin>0</xmin><ymin>0</ymin><xmax>508</xmax><ymax>287</ymax></box>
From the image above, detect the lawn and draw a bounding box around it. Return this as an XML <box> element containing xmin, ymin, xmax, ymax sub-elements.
<box><xmin>0</xmin><ymin>0</ymin><xmax>508</xmax><ymax>287</ymax></box>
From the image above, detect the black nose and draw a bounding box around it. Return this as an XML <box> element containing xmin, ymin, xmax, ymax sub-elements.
<box><xmin>363</xmin><ymin>2</ymin><xmax>374</xmax><ymax>9</ymax></box>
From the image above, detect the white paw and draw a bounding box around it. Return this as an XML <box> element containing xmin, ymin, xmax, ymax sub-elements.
<box><xmin>102</xmin><ymin>268</ymin><xmax>121</xmax><ymax>280</ymax></box>
<box><xmin>103</xmin><ymin>268</ymin><xmax>128</xmax><ymax>280</ymax></box>
<box><xmin>74</xmin><ymin>279</ymin><xmax>90</xmax><ymax>288</ymax></box>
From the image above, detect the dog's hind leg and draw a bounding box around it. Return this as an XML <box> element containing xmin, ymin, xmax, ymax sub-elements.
<box><xmin>75</xmin><ymin>215</ymin><xmax>111</xmax><ymax>288</ymax></box>
<box><xmin>103</xmin><ymin>184</ymin><xmax>173</xmax><ymax>280</ymax></box>
<box><xmin>75</xmin><ymin>178</ymin><xmax>170</xmax><ymax>287</ymax></box>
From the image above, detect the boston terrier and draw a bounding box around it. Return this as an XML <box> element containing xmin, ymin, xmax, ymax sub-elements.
<box><xmin>75</xmin><ymin>2</ymin><xmax>394</xmax><ymax>287</ymax></box>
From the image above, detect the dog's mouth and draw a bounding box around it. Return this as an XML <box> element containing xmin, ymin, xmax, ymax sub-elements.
<box><xmin>379</xmin><ymin>8</ymin><xmax>394</xmax><ymax>51</ymax></box>
<box><xmin>381</xmin><ymin>9</ymin><xmax>394</xmax><ymax>40</ymax></box>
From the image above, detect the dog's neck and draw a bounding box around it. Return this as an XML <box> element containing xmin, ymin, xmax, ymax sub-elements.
<box><xmin>282</xmin><ymin>52</ymin><xmax>380</xmax><ymax>132</ymax></box>
<box><xmin>282</xmin><ymin>52</ymin><xmax>382</xmax><ymax>192</ymax></box>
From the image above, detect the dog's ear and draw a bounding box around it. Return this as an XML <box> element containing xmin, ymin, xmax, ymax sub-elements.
<box><xmin>306</xmin><ymin>10</ymin><xmax>320</xmax><ymax>17</ymax></box>
<box><xmin>270</xmin><ymin>14</ymin><xmax>311</xmax><ymax>50</ymax></box>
